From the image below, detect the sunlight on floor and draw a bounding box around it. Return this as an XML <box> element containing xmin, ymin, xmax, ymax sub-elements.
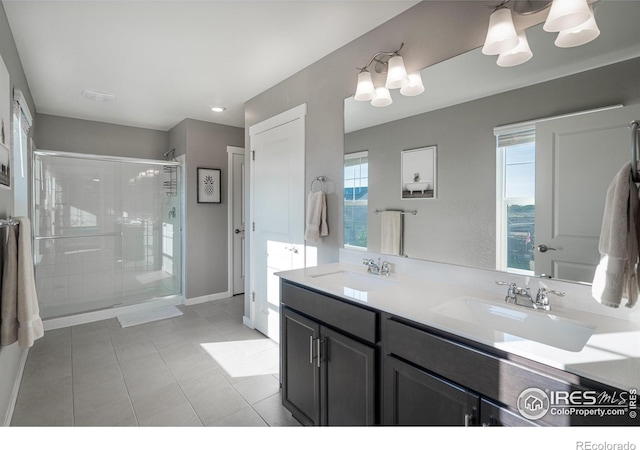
<box><xmin>201</xmin><ymin>339</ymin><xmax>279</xmax><ymax>378</ymax></box>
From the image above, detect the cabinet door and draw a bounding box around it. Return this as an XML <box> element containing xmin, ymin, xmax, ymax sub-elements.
<box><xmin>281</xmin><ymin>307</ymin><xmax>320</xmax><ymax>425</ymax></box>
<box><xmin>480</xmin><ymin>399</ymin><xmax>538</xmax><ymax>427</ymax></box>
<box><xmin>320</xmin><ymin>326</ymin><xmax>376</xmax><ymax>426</ymax></box>
<box><xmin>384</xmin><ymin>355</ymin><xmax>479</xmax><ymax>426</ymax></box>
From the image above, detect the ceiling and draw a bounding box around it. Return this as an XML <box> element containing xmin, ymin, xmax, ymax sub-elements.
<box><xmin>2</xmin><ymin>0</ymin><xmax>419</xmax><ymax>131</ymax></box>
<box><xmin>345</xmin><ymin>0</ymin><xmax>640</xmax><ymax>133</ymax></box>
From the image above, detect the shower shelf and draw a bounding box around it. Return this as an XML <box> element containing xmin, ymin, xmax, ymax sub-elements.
<box><xmin>164</xmin><ymin>165</ymin><xmax>178</xmax><ymax>196</ymax></box>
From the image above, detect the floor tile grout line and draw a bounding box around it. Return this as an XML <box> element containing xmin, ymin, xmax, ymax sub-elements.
<box><xmin>16</xmin><ymin>296</ymin><xmax>295</xmax><ymax>427</ymax></box>
<box><xmin>108</xmin><ymin>324</ymin><xmax>141</xmax><ymax>426</ymax></box>
<box><xmin>147</xmin><ymin>325</ymin><xmax>205</xmax><ymax>426</ymax></box>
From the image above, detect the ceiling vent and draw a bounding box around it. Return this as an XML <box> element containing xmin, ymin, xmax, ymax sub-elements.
<box><xmin>81</xmin><ymin>90</ymin><xmax>116</xmax><ymax>102</ymax></box>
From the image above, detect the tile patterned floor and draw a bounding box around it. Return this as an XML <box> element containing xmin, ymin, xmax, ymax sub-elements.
<box><xmin>11</xmin><ymin>296</ymin><xmax>300</xmax><ymax>427</ymax></box>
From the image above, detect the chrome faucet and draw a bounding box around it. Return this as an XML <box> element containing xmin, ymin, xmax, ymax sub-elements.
<box><xmin>495</xmin><ymin>281</ymin><xmax>564</xmax><ymax>311</ymax></box>
<box><xmin>534</xmin><ymin>286</ymin><xmax>565</xmax><ymax>311</ymax></box>
<box><xmin>363</xmin><ymin>258</ymin><xmax>393</xmax><ymax>277</ymax></box>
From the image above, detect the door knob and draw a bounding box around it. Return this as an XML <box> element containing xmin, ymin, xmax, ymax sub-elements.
<box><xmin>234</xmin><ymin>228</ymin><xmax>244</xmax><ymax>234</ymax></box>
<box><xmin>537</xmin><ymin>244</ymin><xmax>556</xmax><ymax>253</ymax></box>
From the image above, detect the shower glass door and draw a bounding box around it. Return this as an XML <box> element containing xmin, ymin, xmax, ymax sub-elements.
<box><xmin>33</xmin><ymin>151</ymin><xmax>182</xmax><ymax>319</ymax></box>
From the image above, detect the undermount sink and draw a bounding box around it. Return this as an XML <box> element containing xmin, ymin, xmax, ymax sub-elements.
<box><xmin>308</xmin><ymin>270</ymin><xmax>397</xmax><ymax>292</ymax></box>
<box><xmin>432</xmin><ymin>296</ymin><xmax>596</xmax><ymax>352</ymax></box>
<box><xmin>404</xmin><ymin>181</ymin><xmax>429</xmax><ymax>193</ymax></box>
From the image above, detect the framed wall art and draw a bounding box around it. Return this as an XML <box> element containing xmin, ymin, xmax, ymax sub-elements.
<box><xmin>0</xmin><ymin>54</ymin><xmax>11</xmax><ymax>189</ymax></box>
<box><xmin>401</xmin><ymin>146</ymin><xmax>437</xmax><ymax>199</ymax></box>
<box><xmin>197</xmin><ymin>167</ymin><xmax>221</xmax><ymax>203</ymax></box>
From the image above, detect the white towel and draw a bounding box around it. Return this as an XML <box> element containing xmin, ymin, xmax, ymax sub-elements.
<box><xmin>1</xmin><ymin>217</ymin><xmax>44</xmax><ymax>347</ymax></box>
<box><xmin>591</xmin><ymin>163</ymin><xmax>639</xmax><ymax>308</ymax></box>
<box><xmin>380</xmin><ymin>211</ymin><xmax>402</xmax><ymax>256</ymax></box>
<box><xmin>305</xmin><ymin>190</ymin><xmax>328</xmax><ymax>242</ymax></box>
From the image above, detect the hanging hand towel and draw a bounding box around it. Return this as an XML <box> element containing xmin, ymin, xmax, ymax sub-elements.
<box><xmin>1</xmin><ymin>217</ymin><xmax>44</xmax><ymax>347</ymax></box>
<box><xmin>305</xmin><ymin>190</ymin><xmax>329</xmax><ymax>242</ymax></box>
<box><xmin>591</xmin><ymin>163</ymin><xmax>639</xmax><ymax>308</ymax></box>
<box><xmin>380</xmin><ymin>211</ymin><xmax>402</xmax><ymax>256</ymax></box>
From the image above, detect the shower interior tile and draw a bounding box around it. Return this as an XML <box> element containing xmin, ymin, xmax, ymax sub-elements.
<box><xmin>53</xmin><ymin>262</ymin><xmax>69</xmax><ymax>276</ymax></box>
<box><xmin>52</xmin><ymin>275</ymin><xmax>68</xmax><ymax>289</ymax></box>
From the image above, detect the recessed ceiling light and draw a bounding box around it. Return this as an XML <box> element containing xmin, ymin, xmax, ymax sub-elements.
<box><xmin>81</xmin><ymin>90</ymin><xmax>115</xmax><ymax>102</ymax></box>
<box><xmin>211</xmin><ymin>106</ymin><xmax>226</xmax><ymax>112</ymax></box>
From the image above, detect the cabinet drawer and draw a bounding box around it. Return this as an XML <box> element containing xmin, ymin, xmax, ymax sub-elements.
<box><xmin>385</xmin><ymin>317</ymin><xmax>577</xmax><ymax>426</ymax></box>
<box><xmin>281</xmin><ymin>281</ymin><xmax>378</xmax><ymax>344</ymax></box>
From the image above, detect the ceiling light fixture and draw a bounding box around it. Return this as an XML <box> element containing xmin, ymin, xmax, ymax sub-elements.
<box><xmin>554</xmin><ymin>5</ymin><xmax>599</xmax><ymax>47</ymax></box>
<box><xmin>211</xmin><ymin>106</ymin><xmax>226</xmax><ymax>112</ymax></box>
<box><xmin>483</xmin><ymin>0</ymin><xmax>600</xmax><ymax>67</ymax></box>
<box><xmin>354</xmin><ymin>43</ymin><xmax>423</xmax><ymax>107</ymax></box>
<box><xmin>497</xmin><ymin>31</ymin><xmax>533</xmax><ymax>67</ymax></box>
<box><xmin>482</xmin><ymin>5</ymin><xmax>520</xmax><ymax>55</ymax></box>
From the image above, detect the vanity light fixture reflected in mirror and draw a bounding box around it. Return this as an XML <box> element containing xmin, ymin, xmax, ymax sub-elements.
<box><xmin>354</xmin><ymin>43</ymin><xmax>424</xmax><ymax>107</ymax></box>
<box><xmin>483</xmin><ymin>0</ymin><xmax>600</xmax><ymax>67</ymax></box>
<box><xmin>343</xmin><ymin>0</ymin><xmax>640</xmax><ymax>285</ymax></box>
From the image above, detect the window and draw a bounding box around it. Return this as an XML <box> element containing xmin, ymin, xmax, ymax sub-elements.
<box><xmin>496</xmin><ymin>126</ymin><xmax>535</xmax><ymax>274</ymax></box>
<box><xmin>344</xmin><ymin>151</ymin><xmax>368</xmax><ymax>249</ymax></box>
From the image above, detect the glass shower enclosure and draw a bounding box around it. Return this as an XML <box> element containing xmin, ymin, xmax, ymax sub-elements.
<box><xmin>32</xmin><ymin>151</ymin><xmax>182</xmax><ymax>319</ymax></box>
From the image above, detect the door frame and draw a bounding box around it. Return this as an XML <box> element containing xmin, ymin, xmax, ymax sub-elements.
<box><xmin>227</xmin><ymin>145</ymin><xmax>245</xmax><ymax>296</ymax></box>
<box><xmin>247</xmin><ymin>103</ymin><xmax>307</xmax><ymax>330</ymax></box>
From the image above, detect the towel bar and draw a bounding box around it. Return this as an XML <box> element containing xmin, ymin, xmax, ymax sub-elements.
<box><xmin>375</xmin><ymin>210</ymin><xmax>417</xmax><ymax>215</ymax></box>
<box><xmin>0</xmin><ymin>218</ymin><xmax>19</xmax><ymax>228</ymax></box>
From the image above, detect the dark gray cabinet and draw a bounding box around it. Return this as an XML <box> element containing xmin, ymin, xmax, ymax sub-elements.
<box><xmin>279</xmin><ymin>279</ymin><xmax>633</xmax><ymax>427</ymax></box>
<box><xmin>281</xmin><ymin>308</ymin><xmax>320</xmax><ymax>425</ymax></box>
<box><xmin>384</xmin><ymin>354</ymin><xmax>479</xmax><ymax>426</ymax></box>
<box><xmin>280</xmin><ymin>281</ymin><xmax>378</xmax><ymax>426</ymax></box>
<box><xmin>383</xmin><ymin>315</ymin><xmax>633</xmax><ymax>427</ymax></box>
<box><xmin>480</xmin><ymin>399</ymin><xmax>538</xmax><ymax>427</ymax></box>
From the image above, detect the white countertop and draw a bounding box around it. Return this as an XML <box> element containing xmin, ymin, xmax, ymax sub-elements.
<box><xmin>276</xmin><ymin>262</ymin><xmax>640</xmax><ymax>391</ymax></box>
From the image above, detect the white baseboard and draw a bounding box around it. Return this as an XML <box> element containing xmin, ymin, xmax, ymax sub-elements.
<box><xmin>43</xmin><ymin>295</ymin><xmax>184</xmax><ymax>331</ymax></box>
<box><xmin>184</xmin><ymin>291</ymin><xmax>232</xmax><ymax>306</ymax></box>
<box><xmin>242</xmin><ymin>315</ymin><xmax>254</xmax><ymax>328</ymax></box>
<box><xmin>0</xmin><ymin>344</ymin><xmax>28</xmax><ymax>427</ymax></box>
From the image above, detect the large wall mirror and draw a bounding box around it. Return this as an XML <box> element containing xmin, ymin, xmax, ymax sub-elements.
<box><xmin>344</xmin><ymin>1</ymin><xmax>640</xmax><ymax>285</ymax></box>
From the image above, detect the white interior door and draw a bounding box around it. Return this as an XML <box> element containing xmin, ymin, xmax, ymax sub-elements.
<box><xmin>229</xmin><ymin>147</ymin><xmax>245</xmax><ymax>295</ymax></box>
<box><xmin>250</xmin><ymin>107</ymin><xmax>305</xmax><ymax>342</ymax></box>
<box><xmin>535</xmin><ymin>104</ymin><xmax>640</xmax><ymax>282</ymax></box>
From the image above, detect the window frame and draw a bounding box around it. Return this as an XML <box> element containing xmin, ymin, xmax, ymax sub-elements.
<box><xmin>343</xmin><ymin>150</ymin><xmax>369</xmax><ymax>251</ymax></box>
<box><xmin>495</xmin><ymin>125</ymin><xmax>536</xmax><ymax>276</ymax></box>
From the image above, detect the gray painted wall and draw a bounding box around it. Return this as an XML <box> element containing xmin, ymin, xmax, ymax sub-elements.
<box><xmin>0</xmin><ymin>0</ymin><xmax>37</xmax><ymax>427</ymax></box>
<box><xmin>35</xmin><ymin>113</ymin><xmax>168</xmax><ymax>160</ymax></box>
<box><xmin>345</xmin><ymin>57</ymin><xmax>640</xmax><ymax>270</ymax></box>
<box><xmin>243</xmin><ymin>1</ymin><xmax>546</xmax><ymax>317</ymax></box>
<box><xmin>170</xmin><ymin>118</ymin><xmax>244</xmax><ymax>300</ymax></box>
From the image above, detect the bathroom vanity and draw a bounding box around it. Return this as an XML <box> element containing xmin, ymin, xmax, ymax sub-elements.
<box><xmin>276</xmin><ymin>263</ymin><xmax>639</xmax><ymax>427</ymax></box>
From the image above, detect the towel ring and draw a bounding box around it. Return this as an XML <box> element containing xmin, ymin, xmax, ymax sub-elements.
<box><xmin>310</xmin><ymin>176</ymin><xmax>326</xmax><ymax>192</ymax></box>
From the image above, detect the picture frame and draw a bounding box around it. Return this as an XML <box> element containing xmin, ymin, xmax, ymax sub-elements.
<box><xmin>401</xmin><ymin>145</ymin><xmax>437</xmax><ymax>200</ymax></box>
<box><xmin>0</xmin><ymin>142</ymin><xmax>10</xmax><ymax>189</ymax></box>
<box><xmin>0</xmin><ymin>54</ymin><xmax>11</xmax><ymax>190</ymax></box>
<box><xmin>197</xmin><ymin>167</ymin><xmax>221</xmax><ymax>203</ymax></box>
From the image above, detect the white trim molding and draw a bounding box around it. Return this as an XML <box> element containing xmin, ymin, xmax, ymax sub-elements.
<box><xmin>184</xmin><ymin>291</ymin><xmax>232</xmax><ymax>306</ymax></box>
<box><xmin>249</xmin><ymin>103</ymin><xmax>307</xmax><ymax>137</ymax></box>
